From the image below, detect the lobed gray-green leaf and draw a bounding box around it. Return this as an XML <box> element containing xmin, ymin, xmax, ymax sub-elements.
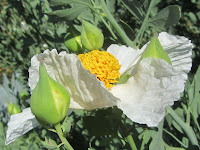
<box><xmin>148</xmin><ymin>5</ymin><xmax>181</xmax><ymax>31</ymax></box>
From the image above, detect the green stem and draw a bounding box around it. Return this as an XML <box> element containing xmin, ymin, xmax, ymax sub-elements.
<box><xmin>54</xmin><ymin>123</ymin><xmax>74</xmax><ymax>150</ymax></box>
<box><xmin>100</xmin><ymin>16</ymin><xmax>118</xmax><ymax>40</ymax></box>
<box><xmin>183</xmin><ymin>104</ymin><xmax>190</xmax><ymax>125</ymax></box>
<box><xmin>166</xmin><ymin>106</ymin><xmax>199</xmax><ymax>147</ymax></box>
<box><xmin>100</xmin><ymin>0</ymin><xmax>134</xmax><ymax>47</ymax></box>
<box><xmin>163</xmin><ymin>129</ymin><xmax>187</xmax><ymax>148</ymax></box>
<box><xmin>133</xmin><ymin>0</ymin><xmax>155</xmax><ymax>47</ymax></box>
<box><xmin>191</xmin><ymin>111</ymin><xmax>200</xmax><ymax>133</ymax></box>
<box><xmin>120</xmin><ymin>120</ymin><xmax>137</xmax><ymax>150</ymax></box>
<box><xmin>90</xmin><ymin>0</ymin><xmax>117</xmax><ymax>40</ymax></box>
<box><xmin>126</xmin><ymin>134</ymin><xmax>138</xmax><ymax>150</ymax></box>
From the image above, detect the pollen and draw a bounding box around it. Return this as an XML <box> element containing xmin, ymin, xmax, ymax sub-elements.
<box><xmin>78</xmin><ymin>50</ymin><xmax>121</xmax><ymax>89</ymax></box>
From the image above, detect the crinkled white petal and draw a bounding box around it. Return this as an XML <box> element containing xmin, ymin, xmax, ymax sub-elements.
<box><xmin>5</xmin><ymin>108</ymin><xmax>73</xmax><ymax>145</ymax></box>
<box><xmin>159</xmin><ymin>32</ymin><xmax>193</xmax><ymax>77</ymax></box>
<box><xmin>111</xmin><ymin>32</ymin><xmax>193</xmax><ymax>127</ymax></box>
<box><xmin>111</xmin><ymin>58</ymin><xmax>188</xmax><ymax>126</ymax></box>
<box><xmin>107</xmin><ymin>44</ymin><xmax>143</xmax><ymax>75</ymax></box>
<box><xmin>141</xmin><ymin>32</ymin><xmax>193</xmax><ymax>78</ymax></box>
<box><xmin>5</xmin><ymin>108</ymin><xmax>39</xmax><ymax>145</ymax></box>
<box><xmin>28</xmin><ymin>49</ymin><xmax>118</xmax><ymax>110</ymax></box>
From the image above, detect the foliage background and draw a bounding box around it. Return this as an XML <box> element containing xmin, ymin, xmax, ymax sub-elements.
<box><xmin>0</xmin><ymin>0</ymin><xmax>200</xmax><ymax>150</ymax></box>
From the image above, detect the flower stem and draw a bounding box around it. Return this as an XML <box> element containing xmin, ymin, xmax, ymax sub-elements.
<box><xmin>120</xmin><ymin>121</ymin><xmax>137</xmax><ymax>150</ymax></box>
<box><xmin>100</xmin><ymin>0</ymin><xmax>134</xmax><ymax>48</ymax></box>
<box><xmin>163</xmin><ymin>128</ymin><xmax>187</xmax><ymax>148</ymax></box>
<box><xmin>133</xmin><ymin>0</ymin><xmax>155</xmax><ymax>47</ymax></box>
<box><xmin>90</xmin><ymin>0</ymin><xmax>117</xmax><ymax>40</ymax></box>
<box><xmin>166</xmin><ymin>106</ymin><xmax>199</xmax><ymax>147</ymax></box>
<box><xmin>54</xmin><ymin>123</ymin><xmax>74</xmax><ymax>150</ymax></box>
<box><xmin>126</xmin><ymin>133</ymin><xmax>138</xmax><ymax>150</ymax></box>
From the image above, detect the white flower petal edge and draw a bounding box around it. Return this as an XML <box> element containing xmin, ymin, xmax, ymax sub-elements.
<box><xmin>5</xmin><ymin>108</ymin><xmax>73</xmax><ymax>145</ymax></box>
<box><xmin>107</xmin><ymin>44</ymin><xmax>143</xmax><ymax>75</ymax></box>
<box><xmin>142</xmin><ymin>32</ymin><xmax>193</xmax><ymax>76</ymax></box>
<box><xmin>28</xmin><ymin>49</ymin><xmax>118</xmax><ymax>110</ymax></box>
<box><xmin>111</xmin><ymin>32</ymin><xmax>193</xmax><ymax>127</ymax></box>
<box><xmin>5</xmin><ymin>108</ymin><xmax>39</xmax><ymax>145</ymax></box>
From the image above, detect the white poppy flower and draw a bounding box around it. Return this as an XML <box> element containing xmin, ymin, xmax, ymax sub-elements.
<box><xmin>5</xmin><ymin>32</ymin><xmax>193</xmax><ymax>145</ymax></box>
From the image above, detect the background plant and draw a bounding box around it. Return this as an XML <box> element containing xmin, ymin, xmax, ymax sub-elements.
<box><xmin>0</xmin><ymin>0</ymin><xmax>200</xmax><ymax>149</ymax></box>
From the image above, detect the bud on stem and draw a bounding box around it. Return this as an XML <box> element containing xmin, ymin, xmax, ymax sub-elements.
<box><xmin>81</xmin><ymin>20</ymin><xmax>104</xmax><ymax>51</ymax></box>
<box><xmin>30</xmin><ymin>65</ymin><xmax>70</xmax><ymax>125</ymax></box>
<box><xmin>64</xmin><ymin>26</ymin><xmax>83</xmax><ymax>54</ymax></box>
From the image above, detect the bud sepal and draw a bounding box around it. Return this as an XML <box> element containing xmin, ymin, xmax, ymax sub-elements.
<box><xmin>142</xmin><ymin>34</ymin><xmax>172</xmax><ymax>65</ymax></box>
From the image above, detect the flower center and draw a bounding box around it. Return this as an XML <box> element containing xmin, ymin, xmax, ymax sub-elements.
<box><xmin>78</xmin><ymin>50</ymin><xmax>121</xmax><ymax>89</ymax></box>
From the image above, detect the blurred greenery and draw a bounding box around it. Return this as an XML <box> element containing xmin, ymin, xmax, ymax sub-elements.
<box><xmin>0</xmin><ymin>0</ymin><xmax>200</xmax><ymax>150</ymax></box>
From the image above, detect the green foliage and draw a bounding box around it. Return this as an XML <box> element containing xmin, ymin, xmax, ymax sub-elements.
<box><xmin>0</xmin><ymin>0</ymin><xmax>200</xmax><ymax>149</ymax></box>
<box><xmin>0</xmin><ymin>70</ymin><xmax>28</xmax><ymax>112</ymax></box>
<box><xmin>47</xmin><ymin>5</ymin><xmax>87</xmax><ymax>20</ymax></box>
<box><xmin>0</xmin><ymin>0</ymin><xmax>68</xmax><ymax>73</ymax></box>
<box><xmin>41</xmin><ymin>137</ymin><xmax>62</xmax><ymax>150</ymax></box>
<box><xmin>188</xmin><ymin>66</ymin><xmax>200</xmax><ymax>120</ymax></box>
<box><xmin>149</xmin><ymin>120</ymin><xmax>164</xmax><ymax>150</ymax></box>
<box><xmin>83</xmin><ymin>107</ymin><xmax>122</xmax><ymax>136</ymax></box>
<box><xmin>148</xmin><ymin>5</ymin><xmax>181</xmax><ymax>31</ymax></box>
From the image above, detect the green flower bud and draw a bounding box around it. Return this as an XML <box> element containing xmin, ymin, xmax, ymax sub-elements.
<box><xmin>81</xmin><ymin>20</ymin><xmax>104</xmax><ymax>51</ymax></box>
<box><xmin>8</xmin><ymin>103</ymin><xmax>21</xmax><ymax>115</ymax></box>
<box><xmin>64</xmin><ymin>27</ymin><xmax>83</xmax><ymax>54</ymax></box>
<box><xmin>142</xmin><ymin>34</ymin><xmax>172</xmax><ymax>65</ymax></box>
<box><xmin>30</xmin><ymin>65</ymin><xmax>70</xmax><ymax>125</ymax></box>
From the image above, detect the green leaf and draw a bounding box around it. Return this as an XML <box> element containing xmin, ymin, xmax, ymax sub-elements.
<box><xmin>61</xmin><ymin>116</ymin><xmax>72</xmax><ymax>136</ymax></box>
<box><xmin>170</xmin><ymin>108</ymin><xmax>185</xmax><ymax>134</ymax></box>
<box><xmin>190</xmin><ymin>66</ymin><xmax>200</xmax><ymax>119</ymax></box>
<box><xmin>139</xmin><ymin>129</ymin><xmax>156</xmax><ymax>149</ymax></box>
<box><xmin>106</xmin><ymin>0</ymin><xmax>116</xmax><ymax>14</ymax></box>
<box><xmin>165</xmin><ymin>146</ymin><xmax>185</xmax><ymax>150</ymax></box>
<box><xmin>48</xmin><ymin>0</ymin><xmax>72</xmax><ymax>6</ymax></box>
<box><xmin>149</xmin><ymin>120</ymin><xmax>165</xmax><ymax>150</ymax></box>
<box><xmin>47</xmin><ymin>5</ymin><xmax>86</xmax><ymax>20</ymax></box>
<box><xmin>119</xmin><ymin>0</ymin><xmax>145</xmax><ymax>21</ymax></box>
<box><xmin>148</xmin><ymin>5</ymin><xmax>181</xmax><ymax>31</ymax></box>
<box><xmin>41</xmin><ymin>137</ymin><xmax>62</xmax><ymax>150</ymax></box>
<box><xmin>77</xmin><ymin>9</ymin><xmax>95</xmax><ymax>23</ymax></box>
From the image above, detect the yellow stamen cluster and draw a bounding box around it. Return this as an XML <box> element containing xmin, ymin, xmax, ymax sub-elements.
<box><xmin>78</xmin><ymin>50</ymin><xmax>121</xmax><ymax>89</ymax></box>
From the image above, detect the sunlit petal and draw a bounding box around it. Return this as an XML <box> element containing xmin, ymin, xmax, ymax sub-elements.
<box><xmin>111</xmin><ymin>32</ymin><xmax>193</xmax><ymax>126</ymax></box>
<box><xmin>107</xmin><ymin>44</ymin><xmax>143</xmax><ymax>75</ymax></box>
<box><xmin>28</xmin><ymin>49</ymin><xmax>118</xmax><ymax>110</ymax></box>
<box><xmin>5</xmin><ymin>108</ymin><xmax>39</xmax><ymax>145</ymax></box>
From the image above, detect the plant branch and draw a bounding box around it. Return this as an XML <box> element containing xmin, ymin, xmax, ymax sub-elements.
<box><xmin>100</xmin><ymin>0</ymin><xmax>134</xmax><ymax>47</ymax></box>
<box><xmin>54</xmin><ymin>123</ymin><xmax>74</xmax><ymax>150</ymax></box>
<box><xmin>166</xmin><ymin>106</ymin><xmax>199</xmax><ymax>147</ymax></box>
<box><xmin>126</xmin><ymin>133</ymin><xmax>138</xmax><ymax>150</ymax></box>
<box><xmin>120</xmin><ymin>121</ymin><xmax>137</xmax><ymax>150</ymax></box>
<box><xmin>163</xmin><ymin>129</ymin><xmax>187</xmax><ymax>148</ymax></box>
<box><xmin>133</xmin><ymin>0</ymin><xmax>155</xmax><ymax>47</ymax></box>
<box><xmin>90</xmin><ymin>0</ymin><xmax>117</xmax><ymax>40</ymax></box>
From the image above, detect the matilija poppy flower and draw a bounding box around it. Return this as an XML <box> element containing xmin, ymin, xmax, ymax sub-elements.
<box><xmin>5</xmin><ymin>32</ymin><xmax>193</xmax><ymax>145</ymax></box>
